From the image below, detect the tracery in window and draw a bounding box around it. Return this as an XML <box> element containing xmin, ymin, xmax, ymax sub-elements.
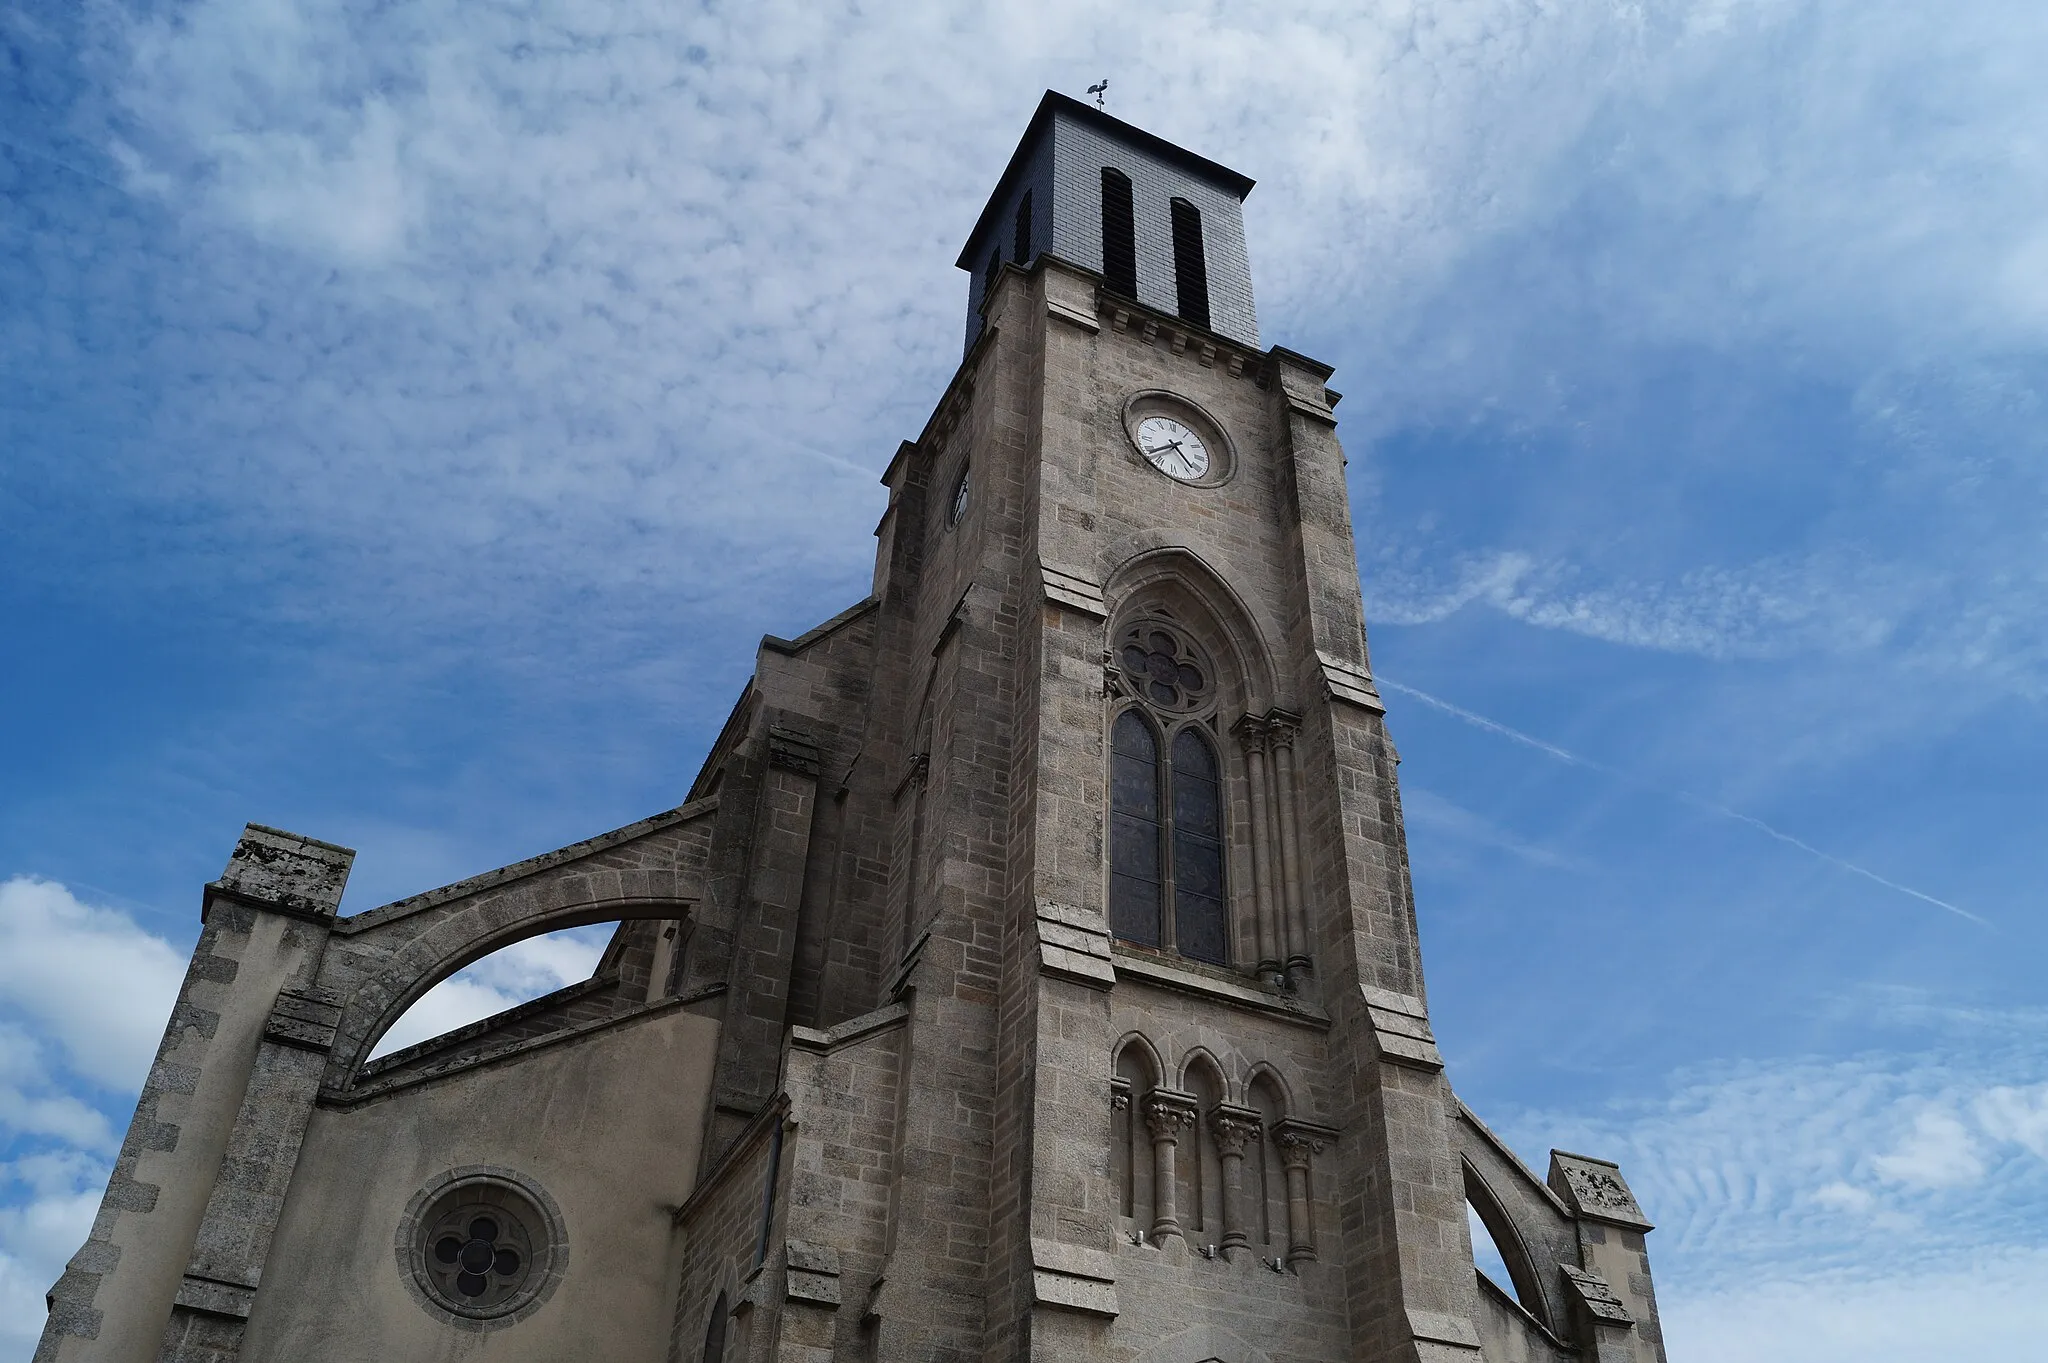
<box><xmin>1108</xmin><ymin>618</ymin><xmax>1227</xmax><ymax>965</ymax></box>
<box><xmin>1119</xmin><ymin>623</ymin><xmax>1212</xmax><ymax>711</ymax></box>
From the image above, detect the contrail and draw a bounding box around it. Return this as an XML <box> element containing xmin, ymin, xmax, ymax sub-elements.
<box><xmin>1376</xmin><ymin>677</ymin><xmax>1988</xmax><ymax>928</ymax></box>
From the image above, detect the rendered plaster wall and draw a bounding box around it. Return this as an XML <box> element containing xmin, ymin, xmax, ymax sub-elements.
<box><xmin>240</xmin><ymin>1005</ymin><xmax>719</xmax><ymax>1362</ymax></box>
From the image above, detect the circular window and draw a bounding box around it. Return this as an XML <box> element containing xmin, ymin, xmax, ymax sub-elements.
<box><xmin>1116</xmin><ymin>620</ymin><xmax>1214</xmax><ymax>713</ymax></box>
<box><xmin>397</xmin><ymin>1167</ymin><xmax>566</xmax><ymax>1330</ymax></box>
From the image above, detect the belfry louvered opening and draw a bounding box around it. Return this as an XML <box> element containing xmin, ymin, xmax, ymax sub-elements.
<box><xmin>1014</xmin><ymin>190</ymin><xmax>1033</xmax><ymax>265</ymax></box>
<box><xmin>1100</xmin><ymin>168</ymin><xmax>1138</xmax><ymax>297</ymax></box>
<box><xmin>1170</xmin><ymin>197</ymin><xmax>1211</xmax><ymax>329</ymax></box>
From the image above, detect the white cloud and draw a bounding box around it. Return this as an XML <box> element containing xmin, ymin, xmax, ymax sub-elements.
<box><xmin>0</xmin><ymin>878</ymin><xmax>184</xmax><ymax>1092</ymax></box>
<box><xmin>369</xmin><ymin>924</ymin><xmax>612</xmax><ymax>1058</ymax></box>
<box><xmin>1665</xmin><ymin>1247</ymin><xmax>2048</xmax><ymax>1363</ymax></box>
<box><xmin>1484</xmin><ymin>997</ymin><xmax>2048</xmax><ymax>1359</ymax></box>
<box><xmin>1976</xmin><ymin>1085</ymin><xmax>2048</xmax><ymax>1160</ymax></box>
<box><xmin>0</xmin><ymin>1152</ymin><xmax>113</xmax><ymax>1361</ymax></box>
<box><xmin>1872</xmin><ymin>1109</ymin><xmax>1986</xmax><ymax>1190</ymax></box>
<box><xmin>50</xmin><ymin>0</ymin><xmax>2043</xmax><ymax>710</ymax></box>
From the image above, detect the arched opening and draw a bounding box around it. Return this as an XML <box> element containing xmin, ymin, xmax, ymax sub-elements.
<box><xmin>1169</xmin><ymin>197</ymin><xmax>1210</xmax><ymax>329</ymax></box>
<box><xmin>1247</xmin><ymin>1071</ymin><xmax>1287</xmax><ymax>1251</ymax></box>
<box><xmin>1180</xmin><ymin>1053</ymin><xmax>1227</xmax><ymax>1241</ymax></box>
<box><xmin>702</xmin><ymin>1289</ymin><xmax>728</xmax><ymax>1362</ymax></box>
<box><xmin>368</xmin><ymin>921</ymin><xmax>620</xmax><ymax>1061</ymax></box>
<box><xmin>1100</xmin><ymin>167</ymin><xmax>1138</xmax><ymax>297</ymax></box>
<box><xmin>1463</xmin><ymin>1165</ymin><xmax>1550</xmax><ymax>1325</ymax></box>
<box><xmin>1113</xmin><ymin>1037</ymin><xmax>1160</xmax><ymax>1229</ymax></box>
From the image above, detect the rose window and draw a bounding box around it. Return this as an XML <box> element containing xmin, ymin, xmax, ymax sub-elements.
<box><xmin>1118</xmin><ymin>622</ymin><xmax>1213</xmax><ymax>712</ymax></box>
<box><xmin>413</xmin><ymin>1179</ymin><xmax>548</xmax><ymax>1317</ymax></box>
<box><xmin>431</xmin><ymin>1212</ymin><xmax>527</xmax><ymax>1303</ymax></box>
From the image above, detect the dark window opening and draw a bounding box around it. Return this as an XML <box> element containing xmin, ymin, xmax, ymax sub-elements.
<box><xmin>1100</xmin><ymin>168</ymin><xmax>1137</xmax><ymax>296</ymax></box>
<box><xmin>1109</xmin><ymin>711</ymin><xmax>1163</xmax><ymax>947</ymax></box>
<box><xmin>1170</xmin><ymin>197</ymin><xmax>1211</xmax><ymax>329</ymax></box>
<box><xmin>1171</xmin><ymin>729</ymin><xmax>1227</xmax><ymax>964</ymax></box>
<box><xmin>702</xmin><ymin>1290</ymin><xmax>728</xmax><ymax>1362</ymax></box>
<box><xmin>1014</xmin><ymin>190</ymin><xmax>1033</xmax><ymax>266</ymax></box>
<box><xmin>983</xmin><ymin>248</ymin><xmax>1000</xmax><ymax>310</ymax></box>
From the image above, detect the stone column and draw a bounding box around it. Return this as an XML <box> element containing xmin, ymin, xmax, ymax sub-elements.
<box><xmin>1275</xmin><ymin>1120</ymin><xmax>1331</xmax><ymax>1266</ymax></box>
<box><xmin>1142</xmin><ymin>1091</ymin><xmax>1198</xmax><ymax>1246</ymax></box>
<box><xmin>1209</xmin><ymin>1105</ymin><xmax>1262</xmax><ymax>1262</ymax></box>
<box><xmin>1232</xmin><ymin>716</ymin><xmax>1281</xmax><ymax>979</ymax></box>
<box><xmin>1266</xmin><ymin>713</ymin><xmax>1311</xmax><ymax>987</ymax></box>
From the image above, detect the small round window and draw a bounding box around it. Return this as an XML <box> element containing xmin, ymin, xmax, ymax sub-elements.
<box><xmin>1117</xmin><ymin>621</ymin><xmax>1214</xmax><ymax>713</ymax></box>
<box><xmin>399</xmin><ymin>1167</ymin><xmax>566</xmax><ymax>1329</ymax></box>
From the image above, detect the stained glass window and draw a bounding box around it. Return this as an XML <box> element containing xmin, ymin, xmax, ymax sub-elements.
<box><xmin>1109</xmin><ymin>711</ymin><xmax>1162</xmax><ymax>946</ymax></box>
<box><xmin>1171</xmin><ymin>729</ymin><xmax>1227</xmax><ymax>964</ymax></box>
<box><xmin>1108</xmin><ymin>620</ymin><xmax>1228</xmax><ymax>966</ymax></box>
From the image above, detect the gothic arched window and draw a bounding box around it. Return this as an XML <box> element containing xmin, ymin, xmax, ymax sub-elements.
<box><xmin>1108</xmin><ymin>621</ymin><xmax>1228</xmax><ymax>965</ymax></box>
<box><xmin>701</xmin><ymin>1291</ymin><xmax>728</xmax><ymax>1362</ymax></box>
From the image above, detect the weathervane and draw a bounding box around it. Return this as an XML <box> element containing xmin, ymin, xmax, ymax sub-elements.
<box><xmin>1087</xmin><ymin>79</ymin><xmax>1109</xmax><ymax>110</ymax></box>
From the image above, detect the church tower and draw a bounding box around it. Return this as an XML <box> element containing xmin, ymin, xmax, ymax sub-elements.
<box><xmin>41</xmin><ymin>93</ymin><xmax>1671</xmax><ymax>1363</ymax></box>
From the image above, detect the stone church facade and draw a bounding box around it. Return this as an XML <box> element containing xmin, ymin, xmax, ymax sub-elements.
<box><xmin>40</xmin><ymin>93</ymin><xmax>1670</xmax><ymax>1363</ymax></box>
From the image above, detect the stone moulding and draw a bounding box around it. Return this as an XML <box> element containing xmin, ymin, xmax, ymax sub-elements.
<box><xmin>1046</xmin><ymin>294</ymin><xmax>1101</xmax><ymax>334</ymax></box>
<box><xmin>1036</xmin><ymin>901</ymin><xmax>1115</xmax><ymax>989</ymax></box>
<box><xmin>263</xmin><ymin>987</ymin><xmax>344</xmax><ymax>1052</ymax></box>
<box><xmin>1559</xmin><ymin>1264</ymin><xmax>1634</xmax><ymax>1326</ymax></box>
<box><xmin>786</xmin><ymin>1001</ymin><xmax>909</xmax><ymax>1055</ymax></box>
<box><xmin>1031</xmin><ymin>1238</ymin><xmax>1117</xmax><ymax>1318</ymax></box>
<box><xmin>1360</xmin><ymin>985</ymin><xmax>1444</xmax><ymax>1072</ymax></box>
<box><xmin>1041</xmin><ymin>561</ymin><xmax>1109</xmax><ymax>618</ymax></box>
<box><xmin>1111</xmin><ymin>948</ymin><xmax>1331</xmax><ymax>1030</ymax></box>
<box><xmin>1315</xmin><ymin>651</ymin><xmax>1385</xmax><ymax>714</ymax></box>
<box><xmin>784</xmin><ymin>1241</ymin><xmax>842</xmax><ymax>1307</ymax></box>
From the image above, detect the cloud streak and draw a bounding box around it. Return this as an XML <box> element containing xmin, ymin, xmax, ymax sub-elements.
<box><xmin>1376</xmin><ymin>678</ymin><xmax>1987</xmax><ymax>926</ymax></box>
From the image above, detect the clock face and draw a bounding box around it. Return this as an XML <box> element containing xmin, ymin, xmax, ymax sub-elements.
<box><xmin>1135</xmin><ymin>416</ymin><xmax>1210</xmax><ymax>482</ymax></box>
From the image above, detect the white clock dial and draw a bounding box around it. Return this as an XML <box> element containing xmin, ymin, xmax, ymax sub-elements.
<box><xmin>1135</xmin><ymin>416</ymin><xmax>1210</xmax><ymax>482</ymax></box>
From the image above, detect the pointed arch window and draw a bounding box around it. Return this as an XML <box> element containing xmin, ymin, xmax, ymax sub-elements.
<box><xmin>1108</xmin><ymin>621</ymin><xmax>1228</xmax><ymax>965</ymax></box>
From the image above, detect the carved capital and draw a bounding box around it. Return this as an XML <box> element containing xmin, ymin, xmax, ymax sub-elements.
<box><xmin>1274</xmin><ymin>1119</ymin><xmax>1334</xmax><ymax>1169</ymax></box>
<box><xmin>1141</xmin><ymin>1090</ymin><xmax>1198</xmax><ymax>1142</ymax></box>
<box><xmin>1209</xmin><ymin>1104</ymin><xmax>1262</xmax><ymax>1156</ymax></box>
<box><xmin>1110</xmin><ymin>1078</ymin><xmax>1131</xmax><ymax>1113</ymax></box>
<box><xmin>1264</xmin><ymin>709</ymin><xmax>1303</xmax><ymax>751</ymax></box>
<box><xmin>1231</xmin><ymin>713</ymin><xmax>1272</xmax><ymax>751</ymax></box>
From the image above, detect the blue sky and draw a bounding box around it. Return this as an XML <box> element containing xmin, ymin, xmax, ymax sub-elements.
<box><xmin>4</xmin><ymin>0</ymin><xmax>2045</xmax><ymax>1358</ymax></box>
